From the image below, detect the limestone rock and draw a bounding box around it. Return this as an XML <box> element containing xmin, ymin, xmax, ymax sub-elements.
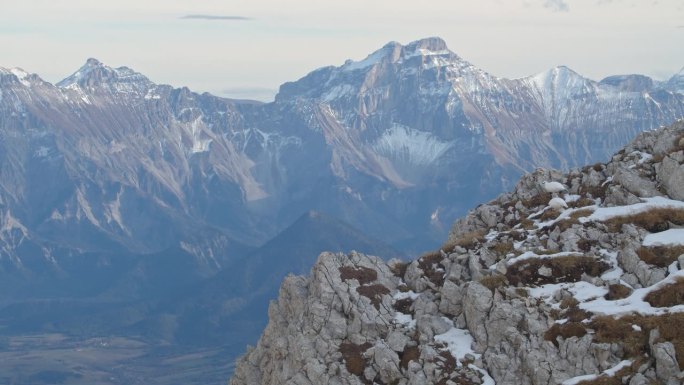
<box><xmin>231</xmin><ymin>122</ymin><xmax>684</xmax><ymax>385</ymax></box>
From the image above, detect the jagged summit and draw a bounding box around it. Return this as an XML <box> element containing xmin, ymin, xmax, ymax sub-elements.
<box><xmin>668</xmin><ymin>66</ymin><xmax>684</xmax><ymax>92</ymax></box>
<box><xmin>599</xmin><ymin>74</ymin><xmax>655</xmax><ymax>93</ymax></box>
<box><xmin>340</xmin><ymin>37</ymin><xmax>463</xmax><ymax>73</ymax></box>
<box><xmin>57</xmin><ymin>58</ymin><xmax>152</xmax><ymax>90</ymax></box>
<box><xmin>403</xmin><ymin>36</ymin><xmax>449</xmax><ymax>52</ymax></box>
<box><xmin>528</xmin><ymin>65</ymin><xmax>589</xmax><ymax>86</ymax></box>
<box><xmin>0</xmin><ymin>66</ymin><xmax>43</xmax><ymax>87</ymax></box>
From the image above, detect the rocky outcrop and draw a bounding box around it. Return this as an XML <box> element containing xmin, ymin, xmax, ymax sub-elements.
<box><xmin>231</xmin><ymin>120</ymin><xmax>684</xmax><ymax>385</ymax></box>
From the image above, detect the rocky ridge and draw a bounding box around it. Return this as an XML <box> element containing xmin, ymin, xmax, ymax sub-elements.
<box><xmin>231</xmin><ymin>120</ymin><xmax>684</xmax><ymax>385</ymax></box>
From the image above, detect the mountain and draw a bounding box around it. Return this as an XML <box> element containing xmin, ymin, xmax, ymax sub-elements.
<box><xmin>0</xmin><ymin>210</ymin><xmax>399</xmax><ymax>385</ymax></box>
<box><xmin>1</xmin><ymin>38</ymin><xmax>684</xmax><ymax>282</ymax></box>
<box><xmin>668</xmin><ymin>67</ymin><xmax>684</xmax><ymax>93</ymax></box>
<box><xmin>231</xmin><ymin>120</ymin><xmax>684</xmax><ymax>385</ymax></box>
<box><xmin>1</xmin><ymin>37</ymin><xmax>684</xmax><ymax>384</ymax></box>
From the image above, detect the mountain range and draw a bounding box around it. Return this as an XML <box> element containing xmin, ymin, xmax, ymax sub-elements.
<box><xmin>0</xmin><ymin>37</ymin><xmax>683</xmax><ymax>384</ymax></box>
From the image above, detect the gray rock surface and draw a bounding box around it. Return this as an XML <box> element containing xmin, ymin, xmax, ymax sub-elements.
<box><xmin>231</xmin><ymin>122</ymin><xmax>684</xmax><ymax>385</ymax></box>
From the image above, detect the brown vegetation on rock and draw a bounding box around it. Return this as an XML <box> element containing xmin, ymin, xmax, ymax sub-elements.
<box><xmin>637</xmin><ymin>245</ymin><xmax>684</xmax><ymax>268</ymax></box>
<box><xmin>644</xmin><ymin>277</ymin><xmax>684</xmax><ymax>308</ymax></box>
<box><xmin>479</xmin><ymin>274</ymin><xmax>508</xmax><ymax>293</ymax></box>
<box><xmin>544</xmin><ymin>322</ymin><xmax>588</xmax><ymax>347</ymax></box>
<box><xmin>339</xmin><ymin>341</ymin><xmax>372</xmax><ymax>377</ymax></box>
<box><xmin>357</xmin><ymin>284</ymin><xmax>390</xmax><ymax>309</ymax></box>
<box><xmin>417</xmin><ymin>252</ymin><xmax>446</xmax><ymax>287</ymax></box>
<box><xmin>399</xmin><ymin>345</ymin><xmax>420</xmax><ymax>370</ymax></box>
<box><xmin>520</xmin><ymin>192</ymin><xmax>552</xmax><ymax>209</ymax></box>
<box><xmin>603</xmin><ymin>208</ymin><xmax>684</xmax><ymax>233</ymax></box>
<box><xmin>340</xmin><ymin>266</ymin><xmax>378</xmax><ymax>284</ymax></box>
<box><xmin>506</xmin><ymin>255</ymin><xmax>609</xmax><ymax>286</ymax></box>
<box><xmin>605</xmin><ymin>283</ymin><xmax>633</xmax><ymax>300</ymax></box>
<box><xmin>591</xmin><ymin>313</ymin><xmax>684</xmax><ymax>368</ymax></box>
<box><xmin>443</xmin><ymin>229</ymin><xmax>487</xmax><ymax>252</ymax></box>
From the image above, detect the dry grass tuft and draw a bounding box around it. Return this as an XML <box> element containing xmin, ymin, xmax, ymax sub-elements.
<box><xmin>490</xmin><ymin>241</ymin><xmax>514</xmax><ymax>258</ymax></box>
<box><xmin>644</xmin><ymin>277</ymin><xmax>684</xmax><ymax>308</ymax></box>
<box><xmin>521</xmin><ymin>192</ymin><xmax>553</xmax><ymax>209</ymax></box>
<box><xmin>590</xmin><ymin>313</ymin><xmax>684</xmax><ymax>368</ymax></box>
<box><xmin>540</xmin><ymin>208</ymin><xmax>561</xmax><ymax>221</ymax></box>
<box><xmin>509</xmin><ymin>230</ymin><xmax>527</xmax><ymax>241</ymax></box>
<box><xmin>674</xmin><ymin>133</ymin><xmax>684</xmax><ymax>152</ymax></box>
<box><xmin>603</xmin><ymin>208</ymin><xmax>684</xmax><ymax>233</ymax></box>
<box><xmin>577</xmin><ymin>238</ymin><xmax>596</xmax><ymax>253</ymax></box>
<box><xmin>520</xmin><ymin>218</ymin><xmax>536</xmax><ymax>230</ymax></box>
<box><xmin>356</xmin><ymin>284</ymin><xmax>390</xmax><ymax>309</ymax></box>
<box><xmin>443</xmin><ymin>229</ymin><xmax>487</xmax><ymax>252</ymax></box>
<box><xmin>576</xmin><ymin>376</ymin><xmax>621</xmax><ymax>385</ymax></box>
<box><xmin>506</xmin><ymin>255</ymin><xmax>608</xmax><ymax>286</ymax></box>
<box><xmin>544</xmin><ymin>322</ymin><xmax>588</xmax><ymax>347</ymax></box>
<box><xmin>479</xmin><ymin>274</ymin><xmax>508</xmax><ymax>292</ymax></box>
<box><xmin>417</xmin><ymin>252</ymin><xmax>446</xmax><ymax>288</ymax></box>
<box><xmin>637</xmin><ymin>245</ymin><xmax>684</xmax><ymax>268</ymax></box>
<box><xmin>560</xmin><ymin>297</ymin><xmax>579</xmax><ymax>309</ymax></box>
<box><xmin>652</xmin><ymin>153</ymin><xmax>666</xmax><ymax>163</ymax></box>
<box><xmin>399</xmin><ymin>345</ymin><xmax>420</xmax><ymax>370</ymax></box>
<box><xmin>558</xmin><ymin>297</ymin><xmax>591</xmax><ymax>322</ymax></box>
<box><xmin>579</xmin><ymin>184</ymin><xmax>608</xmax><ymax>200</ymax></box>
<box><xmin>569</xmin><ymin>197</ymin><xmax>596</xmax><ymax>209</ymax></box>
<box><xmin>569</xmin><ymin>208</ymin><xmax>595</xmax><ymax>221</ymax></box>
<box><xmin>393</xmin><ymin>297</ymin><xmax>414</xmax><ymax>315</ymax></box>
<box><xmin>590</xmin><ymin>315</ymin><xmax>648</xmax><ymax>358</ymax></box>
<box><xmin>575</xmin><ymin>363</ymin><xmax>635</xmax><ymax>385</ymax></box>
<box><xmin>390</xmin><ymin>261</ymin><xmax>409</xmax><ymax>279</ymax></box>
<box><xmin>605</xmin><ymin>283</ymin><xmax>633</xmax><ymax>300</ymax></box>
<box><xmin>339</xmin><ymin>341</ymin><xmax>372</xmax><ymax>376</ymax></box>
<box><xmin>565</xmin><ymin>306</ymin><xmax>592</xmax><ymax>323</ymax></box>
<box><xmin>340</xmin><ymin>266</ymin><xmax>378</xmax><ymax>284</ymax></box>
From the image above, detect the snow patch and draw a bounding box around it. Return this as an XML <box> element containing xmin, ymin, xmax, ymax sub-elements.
<box><xmin>506</xmin><ymin>251</ymin><xmax>582</xmax><ymax>266</ymax></box>
<box><xmin>434</xmin><ymin>326</ymin><xmax>477</xmax><ymax>365</ymax></box>
<box><xmin>343</xmin><ymin>48</ymin><xmax>389</xmax><ymax>71</ymax></box>
<box><xmin>393</xmin><ymin>312</ymin><xmax>416</xmax><ymax>330</ymax></box>
<box><xmin>322</xmin><ymin>84</ymin><xmax>356</xmax><ymax>102</ymax></box>
<box><xmin>434</xmin><ymin>322</ymin><xmax>497</xmax><ymax>384</ymax></box>
<box><xmin>10</xmin><ymin>68</ymin><xmax>31</xmax><ymax>87</ymax></box>
<box><xmin>528</xmin><ymin>281</ymin><xmax>608</xmax><ymax>304</ymax></box>
<box><xmin>580</xmin><ymin>270</ymin><xmax>684</xmax><ymax>316</ymax></box>
<box><xmin>642</xmin><ymin>229</ymin><xmax>684</xmax><ymax>247</ymax></box>
<box><xmin>393</xmin><ymin>291</ymin><xmax>420</xmax><ymax>301</ymax></box>
<box><xmin>582</xmin><ymin>196</ymin><xmax>684</xmax><ymax>223</ymax></box>
<box><xmin>561</xmin><ymin>360</ymin><xmax>632</xmax><ymax>385</ymax></box>
<box><xmin>373</xmin><ymin>124</ymin><xmax>453</xmax><ymax>166</ymax></box>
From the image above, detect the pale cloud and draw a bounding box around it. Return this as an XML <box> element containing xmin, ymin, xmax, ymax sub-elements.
<box><xmin>180</xmin><ymin>15</ymin><xmax>251</xmax><ymax>21</ymax></box>
<box><xmin>544</xmin><ymin>0</ymin><xmax>570</xmax><ymax>12</ymax></box>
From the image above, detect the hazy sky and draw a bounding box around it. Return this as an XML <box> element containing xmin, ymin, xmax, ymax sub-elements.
<box><xmin>2</xmin><ymin>0</ymin><xmax>683</xmax><ymax>101</ymax></box>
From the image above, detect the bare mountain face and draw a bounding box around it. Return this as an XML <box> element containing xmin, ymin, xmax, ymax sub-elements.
<box><xmin>0</xmin><ymin>37</ymin><xmax>683</xmax><ymax>384</ymax></box>
<box><xmin>1</xmin><ymin>38</ymin><xmax>683</xmax><ymax>280</ymax></box>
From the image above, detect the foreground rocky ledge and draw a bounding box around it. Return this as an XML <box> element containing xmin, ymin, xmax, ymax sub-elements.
<box><xmin>231</xmin><ymin>120</ymin><xmax>684</xmax><ymax>385</ymax></box>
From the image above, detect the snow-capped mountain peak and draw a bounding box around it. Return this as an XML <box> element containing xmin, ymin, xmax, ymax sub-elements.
<box><xmin>0</xmin><ymin>66</ymin><xmax>42</xmax><ymax>87</ymax></box>
<box><xmin>667</xmin><ymin>66</ymin><xmax>684</xmax><ymax>93</ymax></box>
<box><xmin>57</xmin><ymin>58</ymin><xmax>152</xmax><ymax>91</ymax></box>
<box><xmin>341</xmin><ymin>37</ymin><xmax>461</xmax><ymax>73</ymax></box>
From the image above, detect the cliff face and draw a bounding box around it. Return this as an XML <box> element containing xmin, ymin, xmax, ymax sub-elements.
<box><xmin>231</xmin><ymin>120</ymin><xmax>684</xmax><ymax>385</ymax></box>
